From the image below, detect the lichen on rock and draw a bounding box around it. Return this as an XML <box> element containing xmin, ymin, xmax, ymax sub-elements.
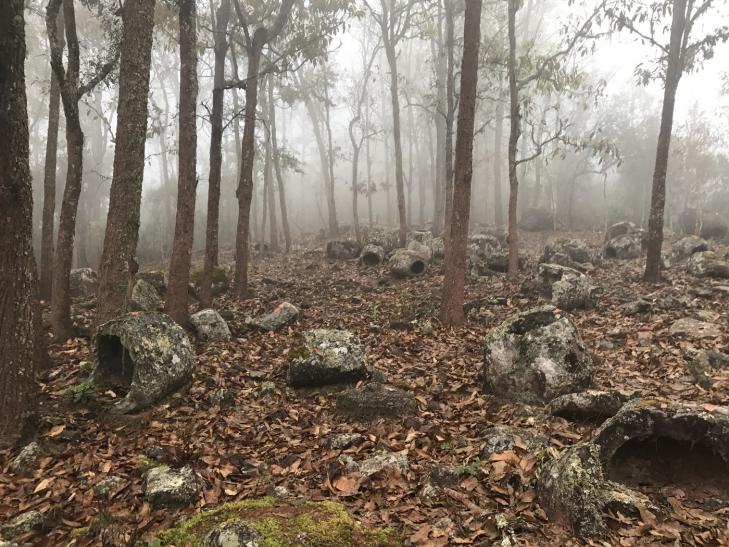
<box><xmin>336</xmin><ymin>382</ymin><xmax>418</xmax><ymax>421</ymax></box>
<box><xmin>190</xmin><ymin>308</ymin><xmax>231</xmax><ymax>341</ymax></box>
<box><xmin>287</xmin><ymin>329</ymin><xmax>368</xmax><ymax>389</ymax></box>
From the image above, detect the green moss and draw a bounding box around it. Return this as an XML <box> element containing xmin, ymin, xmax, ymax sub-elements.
<box><xmin>149</xmin><ymin>498</ymin><xmax>400</xmax><ymax>547</ymax></box>
<box><xmin>69</xmin><ymin>526</ymin><xmax>90</xmax><ymax>539</ymax></box>
<box><xmin>288</xmin><ymin>345</ymin><xmax>312</xmax><ymax>361</ymax></box>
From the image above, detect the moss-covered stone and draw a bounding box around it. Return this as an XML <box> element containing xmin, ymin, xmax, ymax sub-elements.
<box><xmin>149</xmin><ymin>497</ymin><xmax>400</xmax><ymax>547</ymax></box>
<box><xmin>287</xmin><ymin>330</ymin><xmax>368</xmax><ymax>389</ymax></box>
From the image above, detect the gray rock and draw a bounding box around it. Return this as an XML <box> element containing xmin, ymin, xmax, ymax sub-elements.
<box><xmin>287</xmin><ymin>329</ymin><xmax>368</xmax><ymax>388</ymax></box>
<box><xmin>604</xmin><ymin>221</ymin><xmax>637</xmax><ymax>242</ymax></box>
<box><xmin>482</xmin><ymin>306</ymin><xmax>594</xmax><ymax>404</ymax></box>
<box><xmin>471</xmin><ymin>250</ymin><xmax>527</xmax><ymax>275</ymax></box>
<box><xmin>325</xmin><ymin>239</ymin><xmax>362</xmax><ymax>260</ymax></box>
<box><xmin>190</xmin><ymin>309</ymin><xmax>231</xmax><ymax>341</ymax></box>
<box><xmin>326</xmin><ymin>433</ymin><xmax>364</xmax><ymax>450</ymax></box>
<box><xmin>672</xmin><ymin>235</ymin><xmax>710</xmax><ymax>259</ymax></box>
<box><xmin>604</xmin><ymin>233</ymin><xmax>641</xmax><ymax>259</ymax></box>
<box><xmin>362</xmin><ymin>226</ymin><xmax>400</xmax><ymax>253</ymax></box>
<box><xmin>686</xmin><ymin>349</ymin><xmax>729</xmax><ymax>388</ymax></box>
<box><xmin>548</xmin><ymin>390</ymin><xmax>630</xmax><ymax>421</ymax></box>
<box><xmin>359</xmin><ymin>244</ymin><xmax>385</xmax><ymax>266</ymax></box>
<box><xmin>551</xmin><ymin>276</ymin><xmax>601</xmax><ymax>311</ymax></box>
<box><xmin>542</xmin><ymin>238</ymin><xmax>598</xmax><ymax>268</ymax></box>
<box><xmin>481</xmin><ymin>425</ymin><xmax>549</xmax><ymax>459</ymax></box>
<box><xmin>469</xmin><ymin>233</ymin><xmax>502</xmax><ymax>256</ymax></box>
<box><xmin>687</xmin><ymin>251</ymin><xmax>729</xmax><ymax>278</ymax></box>
<box><xmin>343</xmin><ymin>451</ymin><xmax>409</xmax><ymax>477</ymax></box>
<box><xmin>9</xmin><ymin>442</ymin><xmax>40</xmax><ymax>475</ymax></box>
<box><xmin>248</xmin><ymin>302</ymin><xmax>299</xmax><ymax>331</ymax></box>
<box><xmin>144</xmin><ymin>465</ymin><xmax>199</xmax><ymax>508</ymax></box>
<box><xmin>623</xmin><ymin>299</ymin><xmax>652</xmax><ymax>315</ymax></box>
<box><xmin>259</xmin><ymin>381</ymin><xmax>276</xmax><ymax>397</ymax></box>
<box><xmin>136</xmin><ymin>270</ymin><xmax>167</xmax><ymax>295</ymax></box>
<box><xmin>69</xmin><ymin>268</ymin><xmax>98</xmax><ymax>298</ymax></box>
<box><xmin>92</xmin><ymin>312</ymin><xmax>195</xmax><ymax>413</ymax></box>
<box><xmin>388</xmin><ymin>249</ymin><xmax>427</xmax><ymax>278</ymax></box>
<box><xmin>407</xmin><ymin>240</ymin><xmax>433</xmax><ymax>262</ymax></box>
<box><xmin>536</xmin><ymin>263</ymin><xmax>583</xmax><ymax>296</ymax></box>
<box><xmin>203</xmin><ymin>520</ymin><xmax>262</xmax><ymax>547</ymax></box>
<box><xmin>93</xmin><ymin>475</ymin><xmax>126</xmax><ymax>497</ymax></box>
<box><xmin>430</xmin><ymin>237</ymin><xmax>445</xmax><ymax>259</ymax></box>
<box><xmin>0</xmin><ymin>510</ymin><xmax>47</xmax><ymax>540</ymax></box>
<box><xmin>209</xmin><ymin>388</ymin><xmax>235</xmax><ymax>408</ymax></box>
<box><xmin>130</xmin><ymin>279</ymin><xmax>163</xmax><ymax>312</ymax></box>
<box><xmin>336</xmin><ymin>382</ymin><xmax>418</xmax><ymax>420</ymax></box>
<box><xmin>669</xmin><ymin>317</ymin><xmax>722</xmax><ymax>338</ymax></box>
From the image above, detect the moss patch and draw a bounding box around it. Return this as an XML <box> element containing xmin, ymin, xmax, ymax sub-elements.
<box><xmin>149</xmin><ymin>497</ymin><xmax>400</xmax><ymax>547</ymax></box>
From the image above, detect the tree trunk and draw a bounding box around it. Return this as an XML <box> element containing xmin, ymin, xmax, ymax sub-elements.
<box><xmin>0</xmin><ymin>0</ymin><xmax>41</xmax><ymax>446</ymax></box>
<box><xmin>506</xmin><ymin>0</ymin><xmax>521</xmax><ymax>277</ymax></box>
<box><xmin>269</xmin><ymin>81</ymin><xmax>291</xmax><ymax>252</ymax></box>
<box><xmin>322</xmin><ymin>74</ymin><xmax>339</xmax><ymax>237</ymax></box>
<box><xmin>261</xmin><ymin>78</ymin><xmax>279</xmax><ymax>252</ymax></box>
<box><xmin>440</xmin><ymin>0</ymin><xmax>482</xmax><ymax>327</ymax></box>
<box><xmin>96</xmin><ymin>0</ymin><xmax>156</xmax><ymax>325</ymax></box>
<box><xmin>200</xmin><ymin>0</ymin><xmax>230</xmax><ymax>307</ymax></box>
<box><xmin>432</xmin><ymin>11</ymin><xmax>447</xmax><ymax>235</ymax></box>
<box><xmin>493</xmin><ymin>99</ymin><xmax>504</xmax><ymax>226</ymax></box>
<box><xmin>644</xmin><ymin>0</ymin><xmax>686</xmax><ymax>282</ymax></box>
<box><xmin>166</xmin><ymin>0</ymin><xmax>198</xmax><ymax>323</ymax></box>
<box><xmin>40</xmin><ymin>9</ymin><xmax>64</xmax><ymax>301</ymax></box>
<box><xmin>443</xmin><ymin>0</ymin><xmax>455</xmax><ymax>242</ymax></box>
<box><xmin>233</xmin><ymin>29</ymin><xmax>265</xmax><ymax>299</ymax></box>
<box><xmin>383</xmin><ymin>40</ymin><xmax>408</xmax><ymax>246</ymax></box>
<box><xmin>365</xmin><ymin>100</ymin><xmax>374</xmax><ymax>229</ymax></box>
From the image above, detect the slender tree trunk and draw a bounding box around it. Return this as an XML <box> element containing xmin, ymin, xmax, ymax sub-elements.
<box><xmin>269</xmin><ymin>84</ymin><xmax>291</xmax><ymax>252</ymax></box>
<box><xmin>493</xmin><ymin>99</ymin><xmax>504</xmax><ymax>226</ymax></box>
<box><xmin>40</xmin><ymin>9</ymin><xmax>64</xmax><ymax>301</ymax></box>
<box><xmin>200</xmin><ymin>0</ymin><xmax>230</xmax><ymax>307</ymax></box>
<box><xmin>443</xmin><ymin>0</ymin><xmax>455</xmax><ymax>242</ymax></box>
<box><xmin>506</xmin><ymin>0</ymin><xmax>521</xmax><ymax>277</ymax></box>
<box><xmin>0</xmin><ymin>0</ymin><xmax>41</xmax><ymax>446</ymax></box>
<box><xmin>96</xmin><ymin>0</ymin><xmax>156</xmax><ymax>325</ymax></box>
<box><xmin>432</xmin><ymin>10</ymin><xmax>447</xmax><ymax>235</ymax></box>
<box><xmin>365</xmin><ymin>100</ymin><xmax>374</xmax><ymax>229</ymax></box>
<box><xmin>440</xmin><ymin>0</ymin><xmax>482</xmax><ymax>326</ymax></box>
<box><xmin>233</xmin><ymin>30</ymin><xmax>265</xmax><ymax>298</ymax></box>
<box><xmin>323</xmin><ymin>75</ymin><xmax>339</xmax><ymax>237</ymax></box>
<box><xmin>261</xmin><ymin>78</ymin><xmax>279</xmax><ymax>252</ymax></box>
<box><xmin>644</xmin><ymin>0</ymin><xmax>686</xmax><ymax>282</ymax></box>
<box><xmin>166</xmin><ymin>0</ymin><xmax>198</xmax><ymax>323</ymax></box>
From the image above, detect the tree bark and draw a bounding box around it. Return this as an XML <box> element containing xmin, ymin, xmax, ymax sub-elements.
<box><xmin>96</xmin><ymin>0</ymin><xmax>156</xmax><ymax>325</ymax></box>
<box><xmin>200</xmin><ymin>0</ymin><xmax>230</xmax><ymax>307</ymax></box>
<box><xmin>506</xmin><ymin>0</ymin><xmax>521</xmax><ymax>277</ymax></box>
<box><xmin>493</xmin><ymin>98</ymin><xmax>504</xmax><ymax>227</ymax></box>
<box><xmin>440</xmin><ymin>0</ymin><xmax>482</xmax><ymax>327</ymax></box>
<box><xmin>261</xmin><ymin>78</ymin><xmax>279</xmax><ymax>252</ymax></box>
<box><xmin>269</xmin><ymin>80</ymin><xmax>291</xmax><ymax>252</ymax></box>
<box><xmin>644</xmin><ymin>0</ymin><xmax>686</xmax><ymax>282</ymax></box>
<box><xmin>443</xmin><ymin>0</ymin><xmax>455</xmax><ymax>242</ymax></box>
<box><xmin>431</xmin><ymin>7</ymin><xmax>447</xmax><ymax>235</ymax></box>
<box><xmin>166</xmin><ymin>0</ymin><xmax>199</xmax><ymax>323</ymax></box>
<box><xmin>40</xmin><ymin>9</ymin><xmax>64</xmax><ymax>301</ymax></box>
<box><xmin>0</xmin><ymin>0</ymin><xmax>41</xmax><ymax>446</ymax></box>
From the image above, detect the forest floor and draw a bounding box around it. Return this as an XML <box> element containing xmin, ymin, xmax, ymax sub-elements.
<box><xmin>1</xmin><ymin>230</ymin><xmax>728</xmax><ymax>546</ymax></box>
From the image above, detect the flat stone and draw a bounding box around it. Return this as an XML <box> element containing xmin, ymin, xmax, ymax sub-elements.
<box><xmin>548</xmin><ymin>390</ymin><xmax>630</xmax><ymax>422</ymax></box>
<box><xmin>669</xmin><ymin>318</ymin><xmax>722</xmax><ymax>338</ymax></box>
<box><xmin>687</xmin><ymin>251</ymin><xmax>729</xmax><ymax>278</ymax></box>
<box><xmin>287</xmin><ymin>329</ymin><xmax>368</xmax><ymax>388</ymax></box>
<box><xmin>336</xmin><ymin>383</ymin><xmax>418</xmax><ymax>420</ymax></box>
<box><xmin>343</xmin><ymin>451</ymin><xmax>409</xmax><ymax>477</ymax></box>
<box><xmin>144</xmin><ymin>465</ymin><xmax>199</xmax><ymax>508</ymax></box>
<box><xmin>480</xmin><ymin>425</ymin><xmax>549</xmax><ymax>459</ymax></box>
<box><xmin>0</xmin><ymin>510</ymin><xmax>47</xmax><ymax>540</ymax></box>
<box><xmin>190</xmin><ymin>309</ymin><xmax>231</xmax><ymax>341</ymax></box>
<box><xmin>248</xmin><ymin>302</ymin><xmax>299</xmax><ymax>331</ymax></box>
<box><xmin>326</xmin><ymin>433</ymin><xmax>364</xmax><ymax>450</ymax></box>
<box><xmin>686</xmin><ymin>349</ymin><xmax>729</xmax><ymax>388</ymax></box>
<box><xmin>203</xmin><ymin>520</ymin><xmax>262</xmax><ymax>547</ymax></box>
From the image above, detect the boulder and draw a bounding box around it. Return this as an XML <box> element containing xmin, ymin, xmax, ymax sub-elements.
<box><xmin>669</xmin><ymin>317</ymin><xmax>722</xmax><ymax>338</ymax></box>
<box><xmin>407</xmin><ymin>240</ymin><xmax>433</xmax><ymax>262</ymax></box>
<box><xmin>672</xmin><ymin>235</ymin><xmax>710</xmax><ymax>259</ymax></box>
<box><xmin>144</xmin><ymin>465</ymin><xmax>199</xmax><ymax>508</ymax></box>
<box><xmin>482</xmin><ymin>306</ymin><xmax>593</xmax><ymax>404</ymax></box>
<box><xmin>603</xmin><ymin>233</ymin><xmax>641</xmax><ymax>259</ymax></box>
<box><xmin>480</xmin><ymin>425</ymin><xmax>549</xmax><ymax>459</ymax></box>
<box><xmin>469</xmin><ymin>233</ymin><xmax>501</xmax><ymax>256</ymax></box>
<box><xmin>686</xmin><ymin>349</ymin><xmax>729</xmax><ymax>388</ymax></box>
<box><xmin>9</xmin><ymin>442</ymin><xmax>40</xmax><ymax>476</ymax></box>
<box><xmin>0</xmin><ymin>510</ymin><xmax>47</xmax><ymax>540</ymax></box>
<box><xmin>551</xmin><ymin>275</ymin><xmax>601</xmax><ymax>311</ymax></box>
<box><xmin>248</xmin><ymin>302</ymin><xmax>299</xmax><ymax>331</ymax></box>
<box><xmin>69</xmin><ymin>268</ymin><xmax>98</xmax><ymax>298</ymax></box>
<box><xmin>548</xmin><ymin>390</ymin><xmax>630</xmax><ymax>422</ymax></box>
<box><xmin>326</xmin><ymin>239</ymin><xmax>362</xmax><ymax>260</ymax></box>
<box><xmin>687</xmin><ymin>251</ymin><xmax>729</xmax><ymax>278</ymax></box>
<box><xmin>471</xmin><ymin>251</ymin><xmax>527</xmax><ymax>275</ymax></box>
<box><xmin>604</xmin><ymin>221</ymin><xmax>636</xmax><ymax>242</ymax></box>
<box><xmin>92</xmin><ymin>312</ymin><xmax>195</xmax><ymax>413</ymax></box>
<box><xmin>287</xmin><ymin>329</ymin><xmax>368</xmax><ymax>388</ymax></box>
<box><xmin>407</xmin><ymin>229</ymin><xmax>433</xmax><ymax>247</ymax></box>
<box><xmin>359</xmin><ymin>244</ymin><xmax>385</xmax><ymax>266</ymax></box>
<box><xmin>520</xmin><ymin>207</ymin><xmax>553</xmax><ymax>231</ymax></box>
<box><xmin>136</xmin><ymin>270</ymin><xmax>166</xmax><ymax>295</ymax></box>
<box><xmin>130</xmin><ymin>278</ymin><xmax>163</xmax><ymax>312</ymax></box>
<box><xmin>542</xmin><ymin>238</ymin><xmax>598</xmax><ymax>269</ymax></box>
<box><xmin>388</xmin><ymin>249</ymin><xmax>427</xmax><ymax>278</ymax></box>
<box><xmin>536</xmin><ymin>263</ymin><xmax>583</xmax><ymax>296</ymax></box>
<box><xmin>189</xmin><ymin>309</ymin><xmax>231</xmax><ymax>341</ymax></box>
<box><xmin>203</xmin><ymin>521</ymin><xmax>261</xmax><ymax>547</ymax></box>
<box><xmin>336</xmin><ymin>383</ymin><xmax>418</xmax><ymax>420</ymax></box>
<box><xmin>539</xmin><ymin>399</ymin><xmax>729</xmax><ymax>537</ymax></box>
<box><xmin>362</xmin><ymin>226</ymin><xmax>400</xmax><ymax>253</ymax></box>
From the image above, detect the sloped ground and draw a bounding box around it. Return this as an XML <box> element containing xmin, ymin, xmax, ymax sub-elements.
<box><xmin>1</xmin><ymin>231</ymin><xmax>728</xmax><ymax>546</ymax></box>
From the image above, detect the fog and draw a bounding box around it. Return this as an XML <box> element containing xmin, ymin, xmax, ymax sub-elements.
<box><xmin>22</xmin><ymin>0</ymin><xmax>729</xmax><ymax>269</ymax></box>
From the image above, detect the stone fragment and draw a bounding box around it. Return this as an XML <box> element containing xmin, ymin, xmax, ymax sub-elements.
<box><xmin>326</xmin><ymin>239</ymin><xmax>362</xmax><ymax>260</ymax></box>
<box><xmin>130</xmin><ymin>279</ymin><xmax>163</xmax><ymax>312</ymax></box>
<box><xmin>669</xmin><ymin>317</ymin><xmax>722</xmax><ymax>338</ymax></box>
<box><xmin>190</xmin><ymin>309</ymin><xmax>232</xmax><ymax>341</ymax></box>
<box><xmin>287</xmin><ymin>329</ymin><xmax>368</xmax><ymax>388</ymax></box>
<box><xmin>144</xmin><ymin>465</ymin><xmax>199</xmax><ymax>508</ymax></box>
<box><xmin>248</xmin><ymin>302</ymin><xmax>299</xmax><ymax>331</ymax></box>
<box><xmin>69</xmin><ymin>268</ymin><xmax>98</xmax><ymax>298</ymax></box>
<box><xmin>9</xmin><ymin>442</ymin><xmax>40</xmax><ymax>476</ymax></box>
<box><xmin>336</xmin><ymin>383</ymin><xmax>418</xmax><ymax>420</ymax></box>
